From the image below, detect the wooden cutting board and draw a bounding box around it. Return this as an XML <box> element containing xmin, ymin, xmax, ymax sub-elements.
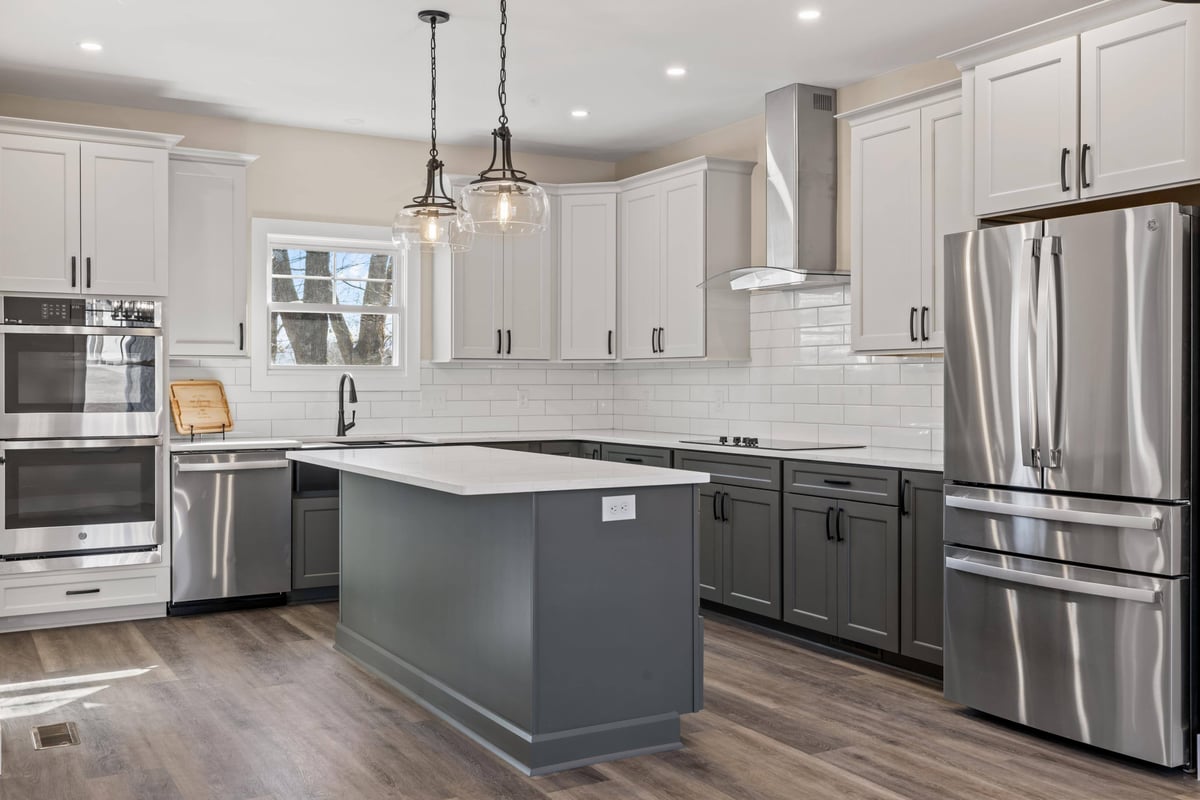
<box><xmin>170</xmin><ymin>380</ymin><xmax>233</xmax><ymax>436</ymax></box>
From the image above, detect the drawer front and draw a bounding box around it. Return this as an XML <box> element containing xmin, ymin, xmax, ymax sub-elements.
<box><xmin>538</xmin><ymin>441</ymin><xmax>581</xmax><ymax>458</ymax></box>
<box><xmin>0</xmin><ymin>567</ymin><xmax>168</xmax><ymax>617</ymax></box>
<box><xmin>601</xmin><ymin>444</ymin><xmax>672</xmax><ymax>468</ymax></box>
<box><xmin>674</xmin><ymin>451</ymin><xmax>781</xmax><ymax>490</ymax></box>
<box><xmin>784</xmin><ymin>461</ymin><xmax>899</xmax><ymax>505</ymax></box>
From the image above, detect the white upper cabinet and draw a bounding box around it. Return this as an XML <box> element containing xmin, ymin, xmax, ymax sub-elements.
<box><xmin>974</xmin><ymin>37</ymin><xmax>1079</xmax><ymax>216</ymax></box>
<box><xmin>658</xmin><ymin>174</ymin><xmax>706</xmax><ymax>359</ymax></box>
<box><xmin>558</xmin><ymin>192</ymin><xmax>617</xmax><ymax>360</ymax></box>
<box><xmin>503</xmin><ymin>230</ymin><xmax>553</xmax><ymax>360</ymax></box>
<box><xmin>618</xmin><ymin>183</ymin><xmax>662</xmax><ymax>360</ymax></box>
<box><xmin>848</xmin><ymin>88</ymin><xmax>965</xmax><ymax>353</ymax></box>
<box><xmin>0</xmin><ymin>133</ymin><xmax>81</xmax><ymax>293</ymax></box>
<box><xmin>447</xmin><ymin>234</ymin><xmax>505</xmax><ymax>359</ymax></box>
<box><xmin>0</xmin><ymin>119</ymin><xmax>178</xmax><ymax>296</ymax></box>
<box><xmin>168</xmin><ymin>150</ymin><xmax>254</xmax><ymax>357</ymax></box>
<box><xmin>1079</xmin><ymin>4</ymin><xmax>1200</xmax><ymax>197</ymax></box>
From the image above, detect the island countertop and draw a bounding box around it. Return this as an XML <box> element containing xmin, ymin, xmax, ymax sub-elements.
<box><xmin>286</xmin><ymin>444</ymin><xmax>710</xmax><ymax>496</ymax></box>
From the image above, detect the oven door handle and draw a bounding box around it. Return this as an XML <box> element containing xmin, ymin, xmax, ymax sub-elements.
<box><xmin>176</xmin><ymin>460</ymin><xmax>291</xmax><ymax>473</ymax></box>
<box><xmin>1</xmin><ymin>437</ymin><xmax>162</xmax><ymax>450</ymax></box>
<box><xmin>945</xmin><ymin>555</ymin><xmax>1160</xmax><ymax>604</ymax></box>
<box><xmin>0</xmin><ymin>324</ymin><xmax>162</xmax><ymax>336</ymax></box>
<box><xmin>945</xmin><ymin>494</ymin><xmax>1162</xmax><ymax>531</ymax></box>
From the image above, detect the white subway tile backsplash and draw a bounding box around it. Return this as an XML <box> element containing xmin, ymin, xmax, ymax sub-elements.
<box><xmin>872</xmin><ymin>385</ymin><xmax>932</xmax><ymax>406</ymax></box>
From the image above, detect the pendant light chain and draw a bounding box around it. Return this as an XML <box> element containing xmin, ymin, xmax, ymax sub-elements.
<box><xmin>429</xmin><ymin>14</ymin><xmax>439</xmax><ymax>159</ymax></box>
<box><xmin>497</xmin><ymin>0</ymin><xmax>508</xmax><ymax>127</ymax></box>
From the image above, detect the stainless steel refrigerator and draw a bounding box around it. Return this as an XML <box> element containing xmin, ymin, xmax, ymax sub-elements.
<box><xmin>943</xmin><ymin>203</ymin><xmax>1196</xmax><ymax>768</ymax></box>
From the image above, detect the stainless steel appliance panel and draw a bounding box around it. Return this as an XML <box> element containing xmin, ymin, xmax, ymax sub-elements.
<box><xmin>944</xmin><ymin>485</ymin><xmax>1187</xmax><ymax>576</ymax></box>
<box><xmin>171</xmin><ymin>451</ymin><xmax>291</xmax><ymax>604</ymax></box>
<box><xmin>0</xmin><ymin>437</ymin><xmax>162</xmax><ymax>558</ymax></box>
<box><xmin>1041</xmin><ymin>205</ymin><xmax>1189</xmax><ymax>500</ymax></box>
<box><xmin>944</xmin><ymin>222</ymin><xmax>1045</xmax><ymax>490</ymax></box>
<box><xmin>943</xmin><ymin>545</ymin><xmax>1186</xmax><ymax>767</ymax></box>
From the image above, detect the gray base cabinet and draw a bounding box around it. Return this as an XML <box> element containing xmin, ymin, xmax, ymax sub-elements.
<box><xmin>836</xmin><ymin>499</ymin><xmax>899</xmax><ymax>651</ymax></box>
<box><xmin>783</xmin><ymin>494</ymin><xmax>838</xmax><ymax>634</ymax></box>
<box><xmin>722</xmin><ymin>486</ymin><xmax>781</xmax><ymax>618</ymax></box>
<box><xmin>292</xmin><ymin>496</ymin><xmax>340</xmax><ymax>590</ymax></box>
<box><xmin>900</xmin><ymin>471</ymin><xmax>944</xmax><ymax>664</ymax></box>
<box><xmin>698</xmin><ymin>485</ymin><xmax>723</xmax><ymax>602</ymax></box>
<box><xmin>601</xmin><ymin>443</ymin><xmax>672</xmax><ymax>467</ymax></box>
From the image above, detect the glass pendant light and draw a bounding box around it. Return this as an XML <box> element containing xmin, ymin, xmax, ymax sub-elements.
<box><xmin>392</xmin><ymin>9</ymin><xmax>474</xmax><ymax>252</ymax></box>
<box><xmin>461</xmin><ymin>0</ymin><xmax>549</xmax><ymax>236</ymax></box>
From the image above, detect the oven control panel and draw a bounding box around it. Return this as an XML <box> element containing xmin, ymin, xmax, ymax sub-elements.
<box><xmin>3</xmin><ymin>296</ymin><xmax>161</xmax><ymax>328</ymax></box>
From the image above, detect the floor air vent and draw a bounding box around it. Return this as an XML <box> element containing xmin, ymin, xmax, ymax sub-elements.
<box><xmin>31</xmin><ymin>722</ymin><xmax>80</xmax><ymax>750</ymax></box>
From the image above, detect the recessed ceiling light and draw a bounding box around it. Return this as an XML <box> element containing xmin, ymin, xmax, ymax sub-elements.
<box><xmin>78</xmin><ymin>41</ymin><xmax>103</xmax><ymax>52</ymax></box>
<box><xmin>570</xmin><ymin>109</ymin><xmax>589</xmax><ymax>118</ymax></box>
<box><xmin>797</xmin><ymin>8</ymin><xmax>821</xmax><ymax>21</ymax></box>
<box><xmin>666</xmin><ymin>65</ymin><xmax>687</xmax><ymax>78</ymax></box>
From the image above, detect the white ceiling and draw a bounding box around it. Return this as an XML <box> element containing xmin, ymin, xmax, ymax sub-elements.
<box><xmin>0</xmin><ymin>0</ymin><xmax>1098</xmax><ymax>161</ymax></box>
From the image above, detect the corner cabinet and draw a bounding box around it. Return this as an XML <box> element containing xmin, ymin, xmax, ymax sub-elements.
<box><xmin>168</xmin><ymin>148</ymin><xmax>256</xmax><ymax>357</ymax></box>
<box><xmin>847</xmin><ymin>85</ymin><xmax>968</xmax><ymax>353</ymax></box>
<box><xmin>558</xmin><ymin>190</ymin><xmax>617</xmax><ymax>360</ymax></box>
<box><xmin>619</xmin><ymin>160</ymin><xmax>752</xmax><ymax>361</ymax></box>
<box><xmin>0</xmin><ymin>120</ymin><xmax>179</xmax><ymax>296</ymax></box>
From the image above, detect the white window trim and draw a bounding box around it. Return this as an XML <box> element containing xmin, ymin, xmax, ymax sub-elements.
<box><xmin>250</xmin><ymin>218</ymin><xmax>420</xmax><ymax>392</ymax></box>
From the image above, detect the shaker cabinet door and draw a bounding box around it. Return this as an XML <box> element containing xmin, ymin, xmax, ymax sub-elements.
<box><xmin>0</xmin><ymin>134</ymin><xmax>81</xmax><ymax>293</ymax></box>
<box><xmin>658</xmin><ymin>173</ymin><xmax>706</xmax><ymax>359</ymax></box>
<box><xmin>721</xmin><ymin>485</ymin><xmax>781</xmax><ymax>619</ymax></box>
<box><xmin>900</xmin><ymin>472</ymin><xmax>944</xmax><ymax>664</ymax></box>
<box><xmin>783</xmin><ymin>494</ymin><xmax>838</xmax><ymax>634</ymax></box>
<box><xmin>619</xmin><ymin>184</ymin><xmax>663</xmax><ymax>360</ymax></box>
<box><xmin>836</xmin><ymin>499</ymin><xmax>900</xmax><ymax>652</ymax></box>
<box><xmin>503</xmin><ymin>230</ymin><xmax>552</xmax><ymax>360</ymax></box>
<box><xmin>559</xmin><ymin>193</ymin><xmax>617</xmax><ymax>360</ymax></box>
<box><xmin>698</xmin><ymin>485</ymin><xmax>723</xmax><ymax>603</ymax></box>
<box><xmin>451</xmin><ymin>236</ymin><xmax>505</xmax><ymax>359</ymax></box>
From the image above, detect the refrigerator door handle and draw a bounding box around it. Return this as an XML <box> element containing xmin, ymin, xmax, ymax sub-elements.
<box><xmin>1016</xmin><ymin>237</ymin><xmax>1042</xmax><ymax>468</ymax></box>
<box><xmin>945</xmin><ymin>493</ymin><xmax>1163</xmax><ymax>530</ymax></box>
<box><xmin>945</xmin><ymin>555</ymin><xmax>1160</xmax><ymax>604</ymax></box>
<box><xmin>1037</xmin><ymin>236</ymin><xmax>1063</xmax><ymax>469</ymax></box>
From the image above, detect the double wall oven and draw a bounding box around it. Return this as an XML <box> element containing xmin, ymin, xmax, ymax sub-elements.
<box><xmin>0</xmin><ymin>295</ymin><xmax>164</xmax><ymax>573</ymax></box>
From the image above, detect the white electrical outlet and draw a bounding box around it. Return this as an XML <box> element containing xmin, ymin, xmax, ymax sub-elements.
<box><xmin>602</xmin><ymin>494</ymin><xmax>636</xmax><ymax>522</ymax></box>
<box><xmin>518</xmin><ymin>389</ymin><xmax>530</xmax><ymax>408</ymax></box>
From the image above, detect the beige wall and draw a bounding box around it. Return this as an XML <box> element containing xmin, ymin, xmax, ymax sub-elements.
<box><xmin>615</xmin><ymin>59</ymin><xmax>960</xmax><ymax>271</ymax></box>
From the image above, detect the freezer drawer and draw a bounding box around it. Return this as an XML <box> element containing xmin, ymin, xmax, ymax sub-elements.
<box><xmin>944</xmin><ymin>485</ymin><xmax>1187</xmax><ymax>576</ymax></box>
<box><xmin>944</xmin><ymin>546</ymin><xmax>1186</xmax><ymax>767</ymax></box>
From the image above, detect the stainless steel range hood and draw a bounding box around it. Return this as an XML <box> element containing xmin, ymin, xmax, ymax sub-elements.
<box><xmin>703</xmin><ymin>83</ymin><xmax>846</xmax><ymax>291</ymax></box>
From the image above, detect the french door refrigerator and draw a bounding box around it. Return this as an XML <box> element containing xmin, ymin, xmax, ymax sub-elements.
<box><xmin>943</xmin><ymin>203</ymin><xmax>1196</xmax><ymax>768</ymax></box>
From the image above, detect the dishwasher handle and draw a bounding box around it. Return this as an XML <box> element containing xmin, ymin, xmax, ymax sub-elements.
<box><xmin>945</xmin><ymin>555</ymin><xmax>1161</xmax><ymax>604</ymax></box>
<box><xmin>175</xmin><ymin>459</ymin><xmax>291</xmax><ymax>473</ymax></box>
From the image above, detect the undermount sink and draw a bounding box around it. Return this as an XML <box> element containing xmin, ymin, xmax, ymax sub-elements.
<box><xmin>297</xmin><ymin>439</ymin><xmax>426</xmax><ymax>450</ymax></box>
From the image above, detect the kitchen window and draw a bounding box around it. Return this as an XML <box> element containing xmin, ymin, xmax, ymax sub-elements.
<box><xmin>250</xmin><ymin>219</ymin><xmax>420</xmax><ymax>391</ymax></box>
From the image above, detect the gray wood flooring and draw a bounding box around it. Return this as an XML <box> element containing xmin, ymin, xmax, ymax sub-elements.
<box><xmin>0</xmin><ymin>602</ymin><xmax>1196</xmax><ymax>799</ymax></box>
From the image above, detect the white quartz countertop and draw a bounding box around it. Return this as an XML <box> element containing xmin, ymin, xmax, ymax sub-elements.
<box><xmin>287</xmin><ymin>445</ymin><xmax>710</xmax><ymax>496</ymax></box>
<box><xmin>171</xmin><ymin>428</ymin><xmax>942</xmax><ymax>472</ymax></box>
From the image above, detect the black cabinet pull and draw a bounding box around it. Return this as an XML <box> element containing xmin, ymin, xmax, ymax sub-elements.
<box><xmin>836</xmin><ymin>508</ymin><xmax>846</xmax><ymax>542</ymax></box>
<box><xmin>1060</xmin><ymin>147</ymin><xmax>1070</xmax><ymax>192</ymax></box>
<box><xmin>900</xmin><ymin>479</ymin><xmax>911</xmax><ymax>516</ymax></box>
<box><xmin>86</xmin><ymin>256</ymin><xmax>92</xmax><ymax>289</ymax></box>
<box><xmin>651</xmin><ymin>328</ymin><xmax>657</xmax><ymax>353</ymax></box>
<box><xmin>1080</xmin><ymin>143</ymin><xmax>1092</xmax><ymax>189</ymax></box>
<box><xmin>624</xmin><ymin>456</ymin><xmax>643</xmax><ymax>463</ymax></box>
<box><xmin>720</xmin><ymin>491</ymin><xmax>729</xmax><ymax>522</ymax></box>
<box><xmin>909</xmin><ymin>307</ymin><xmax>917</xmax><ymax>342</ymax></box>
<box><xmin>658</xmin><ymin>327</ymin><xmax>665</xmax><ymax>354</ymax></box>
<box><xmin>66</xmin><ymin>588</ymin><xmax>100</xmax><ymax>596</ymax></box>
<box><xmin>823</xmin><ymin>478</ymin><xmax>852</xmax><ymax>486</ymax></box>
<box><xmin>71</xmin><ymin>256</ymin><xmax>77</xmax><ymax>288</ymax></box>
<box><xmin>496</xmin><ymin>329</ymin><xmax>502</xmax><ymax>355</ymax></box>
<box><xmin>920</xmin><ymin>307</ymin><xmax>929</xmax><ymax>341</ymax></box>
<box><xmin>608</xmin><ymin>330</ymin><xmax>613</xmax><ymax>356</ymax></box>
<box><xmin>238</xmin><ymin>322</ymin><xmax>245</xmax><ymax>351</ymax></box>
<box><xmin>712</xmin><ymin>491</ymin><xmax>721</xmax><ymax>521</ymax></box>
<box><xmin>506</xmin><ymin>329</ymin><xmax>512</xmax><ymax>355</ymax></box>
<box><xmin>825</xmin><ymin>506</ymin><xmax>834</xmax><ymax>541</ymax></box>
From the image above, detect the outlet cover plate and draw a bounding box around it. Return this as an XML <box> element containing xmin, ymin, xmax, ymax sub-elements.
<box><xmin>602</xmin><ymin>494</ymin><xmax>636</xmax><ymax>522</ymax></box>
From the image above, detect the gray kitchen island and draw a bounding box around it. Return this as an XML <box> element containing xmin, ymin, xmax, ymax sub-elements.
<box><xmin>286</xmin><ymin>445</ymin><xmax>709</xmax><ymax>775</ymax></box>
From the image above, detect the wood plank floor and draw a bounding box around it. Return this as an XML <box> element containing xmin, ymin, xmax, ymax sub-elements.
<box><xmin>0</xmin><ymin>603</ymin><xmax>1196</xmax><ymax>799</ymax></box>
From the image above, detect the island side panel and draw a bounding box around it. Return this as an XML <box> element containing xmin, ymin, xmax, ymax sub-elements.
<box><xmin>532</xmin><ymin>485</ymin><xmax>700</xmax><ymax>754</ymax></box>
<box><xmin>336</xmin><ymin>473</ymin><xmax>536</xmax><ymax>733</ymax></box>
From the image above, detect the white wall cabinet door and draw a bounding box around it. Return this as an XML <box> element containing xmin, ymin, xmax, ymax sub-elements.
<box><xmin>850</xmin><ymin>110</ymin><xmax>924</xmax><ymax>352</ymax></box>
<box><xmin>1080</xmin><ymin>5</ymin><xmax>1200</xmax><ymax>198</ymax></box>
<box><xmin>451</xmin><ymin>235</ymin><xmax>505</xmax><ymax>359</ymax></box>
<box><xmin>619</xmin><ymin>184</ymin><xmax>662</xmax><ymax>360</ymax></box>
<box><xmin>974</xmin><ymin>37</ymin><xmax>1079</xmax><ymax>215</ymax></box>
<box><xmin>921</xmin><ymin>98</ymin><xmax>968</xmax><ymax>350</ymax></box>
<box><xmin>168</xmin><ymin>158</ymin><xmax>248</xmax><ymax>357</ymax></box>
<box><xmin>81</xmin><ymin>142</ymin><xmax>168</xmax><ymax>296</ymax></box>
<box><xmin>503</xmin><ymin>230</ymin><xmax>552</xmax><ymax>360</ymax></box>
<box><xmin>559</xmin><ymin>193</ymin><xmax>617</xmax><ymax>360</ymax></box>
<box><xmin>0</xmin><ymin>134</ymin><xmax>81</xmax><ymax>293</ymax></box>
<box><xmin>658</xmin><ymin>173</ymin><xmax>706</xmax><ymax>359</ymax></box>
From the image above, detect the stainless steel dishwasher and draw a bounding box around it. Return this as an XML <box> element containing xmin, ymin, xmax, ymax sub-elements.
<box><xmin>170</xmin><ymin>449</ymin><xmax>292</xmax><ymax>612</ymax></box>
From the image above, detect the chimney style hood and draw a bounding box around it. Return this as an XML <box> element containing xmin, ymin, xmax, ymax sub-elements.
<box><xmin>703</xmin><ymin>83</ymin><xmax>846</xmax><ymax>291</ymax></box>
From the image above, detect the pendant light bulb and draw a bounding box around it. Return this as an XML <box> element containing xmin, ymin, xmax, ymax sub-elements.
<box><xmin>497</xmin><ymin>191</ymin><xmax>512</xmax><ymax>228</ymax></box>
<box><xmin>424</xmin><ymin>215</ymin><xmax>441</xmax><ymax>243</ymax></box>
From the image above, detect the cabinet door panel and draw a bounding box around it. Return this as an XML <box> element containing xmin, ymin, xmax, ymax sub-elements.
<box><xmin>698</xmin><ymin>485</ymin><xmax>723</xmax><ymax>602</ymax></box>
<box><xmin>1080</xmin><ymin>5</ymin><xmax>1200</xmax><ymax>197</ymax></box>
<box><xmin>974</xmin><ymin>37</ymin><xmax>1079</xmax><ymax>215</ymax></box>
<box><xmin>559</xmin><ymin>193</ymin><xmax>617</xmax><ymax>360</ymax></box>
<box><xmin>0</xmin><ymin>134</ymin><xmax>80</xmax><ymax>293</ymax></box>
<box><xmin>850</xmin><ymin>110</ymin><xmax>923</xmax><ymax>352</ymax></box>
<box><xmin>169</xmin><ymin>159</ymin><xmax>247</xmax><ymax>356</ymax></box>
<box><xmin>921</xmin><ymin>98</ymin><xmax>967</xmax><ymax>350</ymax></box>
<box><xmin>659</xmin><ymin>174</ymin><xmax>705</xmax><ymax>358</ymax></box>
<box><xmin>619</xmin><ymin>185</ymin><xmax>662</xmax><ymax>360</ymax></box>
<box><xmin>292</xmin><ymin>496</ymin><xmax>340</xmax><ymax>590</ymax></box>
<box><xmin>783</xmin><ymin>494</ymin><xmax>838</xmax><ymax>634</ymax></box>
<box><xmin>451</xmin><ymin>235</ymin><xmax>505</xmax><ymax>358</ymax></box>
<box><xmin>900</xmin><ymin>471</ymin><xmax>944</xmax><ymax>664</ymax></box>
<box><xmin>837</xmin><ymin>499</ymin><xmax>900</xmax><ymax>652</ymax></box>
<box><xmin>504</xmin><ymin>230</ymin><xmax>552</xmax><ymax>360</ymax></box>
<box><xmin>722</xmin><ymin>485</ymin><xmax>781</xmax><ymax>618</ymax></box>
<box><xmin>81</xmin><ymin>142</ymin><xmax>168</xmax><ymax>295</ymax></box>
